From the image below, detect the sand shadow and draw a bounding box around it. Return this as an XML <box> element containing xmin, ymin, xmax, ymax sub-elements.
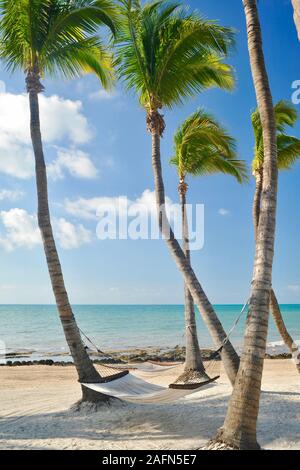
<box><xmin>0</xmin><ymin>388</ymin><xmax>299</xmax><ymax>449</ymax></box>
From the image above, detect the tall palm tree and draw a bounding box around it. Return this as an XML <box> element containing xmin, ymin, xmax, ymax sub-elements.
<box><xmin>210</xmin><ymin>0</ymin><xmax>279</xmax><ymax>449</ymax></box>
<box><xmin>252</xmin><ymin>100</ymin><xmax>300</xmax><ymax>373</ymax></box>
<box><xmin>292</xmin><ymin>0</ymin><xmax>300</xmax><ymax>39</ymax></box>
<box><xmin>116</xmin><ymin>0</ymin><xmax>240</xmax><ymax>385</ymax></box>
<box><xmin>170</xmin><ymin>109</ymin><xmax>248</xmax><ymax>385</ymax></box>
<box><xmin>0</xmin><ymin>0</ymin><xmax>118</xmax><ymax>405</ymax></box>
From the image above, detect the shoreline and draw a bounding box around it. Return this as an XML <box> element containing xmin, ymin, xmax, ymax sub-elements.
<box><xmin>1</xmin><ymin>345</ymin><xmax>294</xmax><ymax>366</ymax></box>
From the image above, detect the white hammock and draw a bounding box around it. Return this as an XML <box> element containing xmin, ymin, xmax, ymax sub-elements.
<box><xmin>82</xmin><ymin>373</ymin><xmax>217</xmax><ymax>405</ymax></box>
<box><xmin>117</xmin><ymin>361</ymin><xmax>182</xmax><ymax>374</ymax></box>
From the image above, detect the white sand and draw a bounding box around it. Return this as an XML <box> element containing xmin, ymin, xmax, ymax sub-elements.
<box><xmin>0</xmin><ymin>360</ymin><xmax>299</xmax><ymax>450</ymax></box>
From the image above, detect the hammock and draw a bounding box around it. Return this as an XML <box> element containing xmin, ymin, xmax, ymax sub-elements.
<box><xmin>80</xmin><ymin>299</ymin><xmax>249</xmax><ymax>401</ymax></box>
<box><xmin>82</xmin><ymin>370</ymin><xmax>219</xmax><ymax>404</ymax></box>
<box><xmin>117</xmin><ymin>361</ymin><xmax>182</xmax><ymax>373</ymax></box>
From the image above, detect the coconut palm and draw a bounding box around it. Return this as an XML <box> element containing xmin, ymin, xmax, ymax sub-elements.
<box><xmin>0</xmin><ymin>0</ymin><xmax>118</xmax><ymax>405</ymax></box>
<box><xmin>170</xmin><ymin>109</ymin><xmax>248</xmax><ymax>385</ymax></box>
<box><xmin>252</xmin><ymin>100</ymin><xmax>300</xmax><ymax>373</ymax></box>
<box><xmin>116</xmin><ymin>0</ymin><xmax>241</xmax><ymax>385</ymax></box>
<box><xmin>292</xmin><ymin>0</ymin><xmax>300</xmax><ymax>39</ymax></box>
<box><xmin>210</xmin><ymin>0</ymin><xmax>279</xmax><ymax>449</ymax></box>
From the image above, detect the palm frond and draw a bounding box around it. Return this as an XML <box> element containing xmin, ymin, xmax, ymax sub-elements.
<box><xmin>116</xmin><ymin>0</ymin><xmax>152</xmax><ymax>104</ymax></box>
<box><xmin>171</xmin><ymin>108</ymin><xmax>248</xmax><ymax>183</ymax></box>
<box><xmin>115</xmin><ymin>0</ymin><xmax>235</xmax><ymax>109</ymax></box>
<box><xmin>0</xmin><ymin>0</ymin><xmax>117</xmax><ymax>85</ymax></box>
<box><xmin>251</xmin><ymin>100</ymin><xmax>299</xmax><ymax>172</ymax></box>
<box><xmin>277</xmin><ymin>134</ymin><xmax>300</xmax><ymax>170</ymax></box>
<box><xmin>45</xmin><ymin>35</ymin><xmax>114</xmax><ymax>86</ymax></box>
<box><xmin>43</xmin><ymin>0</ymin><xmax>119</xmax><ymax>51</ymax></box>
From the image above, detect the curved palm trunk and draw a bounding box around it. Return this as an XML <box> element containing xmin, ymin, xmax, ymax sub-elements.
<box><xmin>27</xmin><ymin>69</ymin><xmax>109</xmax><ymax>405</ymax></box>
<box><xmin>211</xmin><ymin>0</ymin><xmax>279</xmax><ymax>449</ymax></box>
<box><xmin>270</xmin><ymin>290</ymin><xmax>300</xmax><ymax>371</ymax></box>
<box><xmin>292</xmin><ymin>0</ymin><xmax>300</xmax><ymax>40</ymax></box>
<box><xmin>253</xmin><ymin>171</ymin><xmax>300</xmax><ymax>372</ymax></box>
<box><xmin>178</xmin><ymin>184</ymin><xmax>209</xmax><ymax>382</ymax></box>
<box><xmin>147</xmin><ymin>111</ymin><xmax>239</xmax><ymax>386</ymax></box>
<box><xmin>253</xmin><ymin>169</ymin><xmax>263</xmax><ymax>240</ymax></box>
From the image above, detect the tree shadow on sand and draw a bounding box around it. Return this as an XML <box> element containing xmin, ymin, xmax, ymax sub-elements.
<box><xmin>0</xmin><ymin>389</ymin><xmax>299</xmax><ymax>449</ymax></box>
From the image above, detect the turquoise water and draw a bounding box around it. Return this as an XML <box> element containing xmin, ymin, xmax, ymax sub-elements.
<box><xmin>0</xmin><ymin>304</ymin><xmax>299</xmax><ymax>360</ymax></box>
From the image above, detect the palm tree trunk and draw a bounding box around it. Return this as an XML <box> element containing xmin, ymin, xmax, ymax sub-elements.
<box><xmin>26</xmin><ymin>67</ymin><xmax>109</xmax><ymax>405</ymax></box>
<box><xmin>270</xmin><ymin>290</ymin><xmax>300</xmax><ymax>371</ymax></box>
<box><xmin>253</xmin><ymin>169</ymin><xmax>263</xmax><ymax>240</ymax></box>
<box><xmin>292</xmin><ymin>0</ymin><xmax>300</xmax><ymax>40</ymax></box>
<box><xmin>178</xmin><ymin>184</ymin><xmax>209</xmax><ymax>382</ymax></box>
<box><xmin>210</xmin><ymin>0</ymin><xmax>279</xmax><ymax>449</ymax></box>
<box><xmin>147</xmin><ymin>111</ymin><xmax>239</xmax><ymax>386</ymax></box>
<box><xmin>253</xmin><ymin>171</ymin><xmax>300</xmax><ymax>372</ymax></box>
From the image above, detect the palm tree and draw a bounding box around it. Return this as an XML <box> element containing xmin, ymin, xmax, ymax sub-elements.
<box><xmin>292</xmin><ymin>0</ymin><xmax>300</xmax><ymax>39</ymax></box>
<box><xmin>252</xmin><ymin>100</ymin><xmax>300</xmax><ymax>373</ymax></box>
<box><xmin>0</xmin><ymin>0</ymin><xmax>118</xmax><ymax>405</ymax></box>
<box><xmin>170</xmin><ymin>109</ymin><xmax>248</xmax><ymax>385</ymax></box>
<box><xmin>210</xmin><ymin>0</ymin><xmax>279</xmax><ymax>449</ymax></box>
<box><xmin>116</xmin><ymin>0</ymin><xmax>241</xmax><ymax>386</ymax></box>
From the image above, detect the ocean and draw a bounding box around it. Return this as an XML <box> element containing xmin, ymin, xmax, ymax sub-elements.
<box><xmin>1</xmin><ymin>304</ymin><xmax>299</xmax><ymax>362</ymax></box>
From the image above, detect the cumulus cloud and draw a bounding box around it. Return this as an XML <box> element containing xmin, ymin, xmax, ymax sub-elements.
<box><xmin>0</xmin><ymin>209</ymin><xmax>91</xmax><ymax>251</ymax></box>
<box><xmin>0</xmin><ymin>209</ymin><xmax>41</xmax><ymax>251</ymax></box>
<box><xmin>0</xmin><ymin>189</ymin><xmax>24</xmax><ymax>201</ymax></box>
<box><xmin>64</xmin><ymin>189</ymin><xmax>173</xmax><ymax>221</ymax></box>
<box><xmin>287</xmin><ymin>284</ymin><xmax>300</xmax><ymax>292</ymax></box>
<box><xmin>218</xmin><ymin>208</ymin><xmax>231</xmax><ymax>216</ymax></box>
<box><xmin>0</xmin><ymin>85</ymin><xmax>93</xmax><ymax>179</ymax></box>
<box><xmin>55</xmin><ymin>218</ymin><xmax>92</xmax><ymax>250</ymax></box>
<box><xmin>63</xmin><ymin>189</ymin><xmax>184</xmax><ymax>242</ymax></box>
<box><xmin>48</xmin><ymin>148</ymin><xmax>98</xmax><ymax>180</ymax></box>
<box><xmin>88</xmin><ymin>89</ymin><xmax>119</xmax><ymax>101</ymax></box>
<box><xmin>0</xmin><ymin>81</ymin><xmax>6</xmax><ymax>93</ymax></box>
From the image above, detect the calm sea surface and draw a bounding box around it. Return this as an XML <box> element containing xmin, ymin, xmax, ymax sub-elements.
<box><xmin>0</xmin><ymin>304</ymin><xmax>299</xmax><ymax>360</ymax></box>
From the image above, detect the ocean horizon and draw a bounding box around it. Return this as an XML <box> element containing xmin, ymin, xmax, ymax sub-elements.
<box><xmin>1</xmin><ymin>304</ymin><xmax>299</xmax><ymax>362</ymax></box>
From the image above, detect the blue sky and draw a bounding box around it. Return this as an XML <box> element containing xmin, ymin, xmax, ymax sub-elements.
<box><xmin>0</xmin><ymin>0</ymin><xmax>299</xmax><ymax>305</ymax></box>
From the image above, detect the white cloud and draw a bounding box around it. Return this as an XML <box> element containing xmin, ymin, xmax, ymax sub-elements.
<box><xmin>65</xmin><ymin>195</ymin><xmax>124</xmax><ymax>221</ymax></box>
<box><xmin>48</xmin><ymin>148</ymin><xmax>98</xmax><ymax>180</ymax></box>
<box><xmin>55</xmin><ymin>218</ymin><xmax>92</xmax><ymax>250</ymax></box>
<box><xmin>64</xmin><ymin>189</ymin><xmax>172</xmax><ymax>221</ymax></box>
<box><xmin>218</xmin><ymin>208</ymin><xmax>231</xmax><ymax>216</ymax></box>
<box><xmin>0</xmin><ymin>81</ymin><xmax>6</xmax><ymax>93</ymax></box>
<box><xmin>88</xmin><ymin>89</ymin><xmax>119</xmax><ymax>101</ymax></box>
<box><xmin>0</xmin><ymin>209</ymin><xmax>41</xmax><ymax>251</ymax></box>
<box><xmin>0</xmin><ymin>85</ymin><xmax>93</xmax><ymax>179</ymax></box>
<box><xmin>0</xmin><ymin>208</ymin><xmax>91</xmax><ymax>251</ymax></box>
<box><xmin>0</xmin><ymin>284</ymin><xmax>16</xmax><ymax>290</ymax></box>
<box><xmin>0</xmin><ymin>143</ymin><xmax>35</xmax><ymax>179</ymax></box>
<box><xmin>287</xmin><ymin>284</ymin><xmax>300</xmax><ymax>292</ymax></box>
<box><xmin>39</xmin><ymin>95</ymin><xmax>92</xmax><ymax>145</ymax></box>
<box><xmin>0</xmin><ymin>189</ymin><xmax>24</xmax><ymax>201</ymax></box>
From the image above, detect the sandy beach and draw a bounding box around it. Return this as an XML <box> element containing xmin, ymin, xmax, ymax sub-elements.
<box><xmin>0</xmin><ymin>359</ymin><xmax>299</xmax><ymax>450</ymax></box>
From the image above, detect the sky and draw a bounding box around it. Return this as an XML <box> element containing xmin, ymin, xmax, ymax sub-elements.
<box><xmin>0</xmin><ymin>0</ymin><xmax>300</xmax><ymax>305</ymax></box>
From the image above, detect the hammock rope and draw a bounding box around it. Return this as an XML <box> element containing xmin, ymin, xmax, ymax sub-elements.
<box><xmin>79</xmin><ymin>298</ymin><xmax>250</xmax><ymax>390</ymax></box>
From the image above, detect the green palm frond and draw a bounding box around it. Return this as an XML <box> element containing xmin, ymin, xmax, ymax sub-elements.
<box><xmin>171</xmin><ymin>109</ymin><xmax>248</xmax><ymax>183</ymax></box>
<box><xmin>0</xmin><ymin>0</ymin><xmax>118</xmax><ymax>87</ymax></box>
<box><xmin>45</xmin><ymin>36</ymin><xmax>114</xmax><ymax>86</ymax></box>
<box><xmin>45</xmin><ymin>0</ymin><xmax>119</xmax><ymax>38</ymax></box>
<box><xmin>116</xmin><ymin>0</ymin><xmax>235</xmax><ymax>109</ymax></box>
<box><xmin>251</xmin><ymin>100</ymin><xmax>300</xmax><ymax>172</ymax></box>
<box><xmin>277</xmin><ymin>134</ymin><xmax>300</xmax><ymax>170</ymax></box>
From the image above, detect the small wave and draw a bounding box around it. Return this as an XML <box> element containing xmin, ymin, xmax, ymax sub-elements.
<box><xmin>267</xmin><ymin>339</ymin><xmax>300</xmax><ymax>347</ymax></box>
<box><xmin>266</xmin><ymin>339</ymin><xmax>300</xmax><ymax>355</ymax></box>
